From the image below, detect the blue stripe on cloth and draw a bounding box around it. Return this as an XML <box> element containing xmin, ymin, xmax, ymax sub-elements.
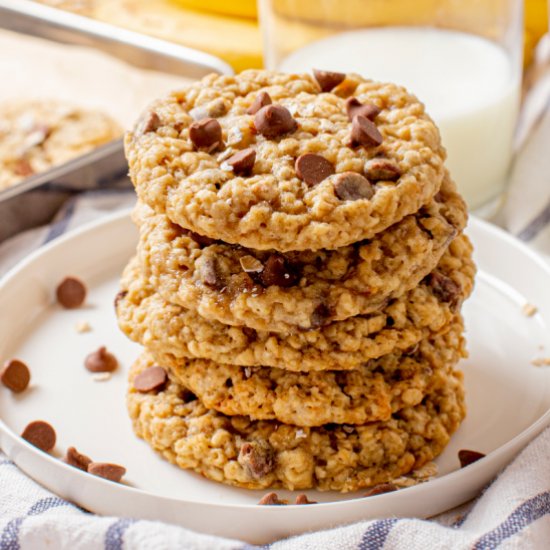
<box><xmin>517</xmin><ymin>198</ymin><xmax>550</xmax><ymax>241</ymax></box>
<box><xmin>357</xmin><ymin>518</ymin><xmax>399</xmax><ymax>550</ymax></box>
<box><xmin>473</xmin><ymin>491</ymin><xmax>550</xmax><ymax>549</ymax></box>
<box><xmin>43</xmin><ymin>199</ymin><xmax>77</xmax><ymax>244</ymax></box>
<box><xmin>0</xmin><ymin>497</ymin><xmax>69</xmax><ymax>550</ymax></box>
<box><xmin>0</xmin><ymin>460</ymin><xmax>15</xmax><ymax>467</ymax></box>
<box><xmin>104</xmin><ymin>518</ymin><xmax>137</xmax><ymax>550</ymax></box>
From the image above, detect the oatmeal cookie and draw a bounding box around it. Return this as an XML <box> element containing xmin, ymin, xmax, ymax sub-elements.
<box><xmin>145</xmin><ymin>320</ymin><xmax>465</xmax><ymax>426</ymax></box>
<box><xmin>135</xmin><ymin>172</ymin><xmax>465</xmax><ymax>331</ymax></box>
<box><xmin>0</xmin><ymin>100</ymin><xmax>121</xmax><ymax>190</ymax></box>
<box><xmin>125</xmin><ymin>70</ymin><xmax>446</xmax><ymax>251</ymax></box>
<box><xmin>127</xmin><ymin>358</ymin><xmax>465</xmax><ymax>492</ymax></box>
<box><xmin>116</xmin><ymin>235</ymin><xmax>474</xmax><ymax>371</ymax></box>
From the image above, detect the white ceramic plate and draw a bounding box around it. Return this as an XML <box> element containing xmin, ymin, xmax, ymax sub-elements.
<box><xmin>1</xmin><ymin>212</ymin><xmax>550</xmax><ymax>545</ymax></box>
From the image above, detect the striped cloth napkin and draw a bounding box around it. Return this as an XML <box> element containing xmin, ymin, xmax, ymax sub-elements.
<box><xmin>2</xmin><ymin>37</ymin><xmax>550</xmax><ymax>550</ymax></box>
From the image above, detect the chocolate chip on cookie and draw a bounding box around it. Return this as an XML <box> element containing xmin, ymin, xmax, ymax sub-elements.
<box><xmin>258</xmin><ymin>492</ymin><xmax>287</xmax><ymax>505</ymax></box>
<box><xmin>333</xmin><ymin>172</ymin><xmax>374</xmax><ymax>201</ymax></box>
<box><xmin>310</xmin><ymin>303</ymin><xmax>330</xmax><ymax>328</ymax></box>
<box><xmin>114</xmin><ymin>290</ymin><xmax>127</xmax><ymax>309</ymax></box>
<box><xmin>364</xmin><ymin>158</ymin><xmax>401</xmax><ymax>181</ymax></box>
<box><xmin>247</xmin><ymin>91</ymin><xmax>272</xmax><ymax>115</ymax></box>
<box><xmin>21</xmin><ymin>420</ymin><xmax>56</xmax><ymax>452</ymax></box>
<box><xmin>13</xmin><ymin>158</ymin><xmax>34</xmax><ymax>177</ymax></box>
<box><xmin>1</xmin><ymin>359</ymin><xmax>30</xmax><ymax>393</ymax></box>
<box><xmin>313</xmin><ymin>69</ymin><xmax>346</xmax><ymax>92</ymax></box>
<box><xmin>458</xmin><ymin>449</ymin><xmax>485</xmax><ymax>468</ymax></box>
<box><xmin>84</xmin><ymin>346</ymin><xmax>118</xmax><ymax>373</ymax></box>
<box><xmin>254</xmin><ymin>105</ymin><xmax>297</xmax><ymax>138</ymax></box>
<box><xmin>189</xmin><ymin>118</ymin><xmax>222</xmax><ymax>150</ymax></box>
<box><xmin>56</xmin><ymin>276</ymin><xmax>87</xmax><ymax>309</ymax></box>
<box><xmin>88</xmin><ymin>462</ymin><xmax>126</xmax><ymax>483</ymax></box>
<box><xmin>364</xmin><ymin>482</ymin><xmax>398</xmax><ymax>497</ymax></box>
<box><xmin>295</xmin><ymin>494</ymin><xmax>317</xmax><ymax>505</ymax></box>
<box><xmin>345</xmin><ymin>98</ymin><xmax>381</xmax><ymax>122</ymax></box>
<box><xmin>133</xmin><ymin>366</ymin><xmax>168</xmax><ymax>393</ymax></box>
<box><xmin>350</xmin><ymin>115</ymin><xmax>383</xmax><ymax>148</ymax></box>
<box><xmin>260</xmin><ymin>254</ymin><xmax>298</xmax><ymax>287</ymax></box>
<box><xmin>238</xmin><ymin>441</ymin><xmax>275</xmax><ymax>479</ymax></box>
<box><xmin>425</xmin><ymin>272</ymin><xmax>460</xmax><ymax>306</ymax></box>
<box><xmin>199</xmin><ymin>257</ymin><xmax>225</xmax><ymax>288</ymax></box>
<box><xmin>227</xmin><ymin>148</ymin><xmax>256</xmax><ymax>176</ymax></box>
<box><xmin>295</xmin><ymin>153</ymin><xmax>335</xmax><ymax>186</ymax></box>
<box><xmin>64</xmin><ymin>446</ymin><xmax>92</xmax><ymax>471</ymax></box>
<box><xmin>138</xmin><ymin>111</ymin><xmax>161</xmax><ymax>134</ymax></box>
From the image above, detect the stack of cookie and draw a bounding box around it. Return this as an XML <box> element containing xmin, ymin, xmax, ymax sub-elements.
<box><xmin>116</xmin><ymin>70</ymin><xmax>475</xmax><ymax>492</ymax></box>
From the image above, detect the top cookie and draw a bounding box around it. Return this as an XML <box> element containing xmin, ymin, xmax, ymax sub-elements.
<box><xmin>125</xmin><ymin>70</ymin><xmax>446</xmax><ymax>251</ymax></box>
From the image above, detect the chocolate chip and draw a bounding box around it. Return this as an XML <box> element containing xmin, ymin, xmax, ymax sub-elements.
<box><xmin>247</xmin><ymin>91</ymin><xmax>272</xmax><ymax>115</ymax></box>
<box><xmin>189</xmin><ymin>117</ymin><xmax>222</xmax><ymax>149</ymax></box>
<box><xmin>84</xmin><ymin>346</ymin><xmax>118</xmax><ymax>373</ymax></box>
<box><xmin>313</xmin><ymin>69</ymin><xmax>346</xmax><ymax>92</ymax></box>
<box><xmin>239</xmin><ymin>255</ymin><xmax>264</xmax><ymax>273</ymax></box>
<box><xmin>199</xmin><ymin>256</ymin><xmax>224</xmax><ymax>289</ymax></box>
<box><xmin>295</xmin><ymin>494</ymin><xmax>317</xmax><ymax>505</ymax></box>
<box><xmin>364</xmin><ymin>482</ymin><xmax>398</xmax><ymax>497</ymax></box>
<box><xmin>458</xmin><ymin>449</ymin><xmax>485</xmax><ymax>468</ymax></box>
<box><xmin>364</xmin><ymin>158</ymin><xmax>401</xmax><ymax>181</ymax></box>
<box><xmin>295</xmin><ymin>153</ymin><xmax>335</xmax><ymax>186</ymax></box>
<box><xmin>333</xmin><ymin>172</ymin><xmax>374</xmax><ymax>201</ymax></box>
<box><xmin>258</xmin><ymin>492</ymin><xmax>287</xmax><ymax>505</ymax></box>
<box><xmin>133</xmin><ymin>366</ymin><xmax>167</xmax><ymax>393</ymax></box>
<box><xmin>350</xmin><ymin>115</ymin><xmax>383</xmax><ymax>148</ymax></box>
<box><xmin>425</xmin><ymin>272</ymin><xmax>461</xmax><ymax>306</ymax></box>
<box><xmin>88</xmin><ymin>462</ymin><xmax>126</xmax><ymax>483</ymax></box>
<box><xmin>21</xmin><ymin>420</ymin><xmax>56</xmax><ymax>452</ymax></box>
<box><xmin>114</xmin><ymin>290</ymin><xmax>127</xmax><ymax>309</ymax></box>
<box><xmin>345</xmin><ymin>98</ymin><xmax>381</xmax><ymax>122</ymax></box>
<box><xmin>238</xmin><ymin>442</ymin><xmax>275</xmax><ymax>479</ymax></box>
<box><xmin>56</xmin><ymin>276</ymin><xmax>87</xmax><ymax>309</ymax></box>
<box><xmin>64</xmin><ymin>446</ymin><xmax>92</xmax><ymax>471</ymax></box>
<box><xmin>1</xmin><ymin>359</ymin><xmax>30</xmax><ymax>393</ymax></box>
<box><xmin>260</xmin><ymin>255</ymin><xmax>298</xmax><ymax>287</ymax></box>
<box><xmin>138</xmin><ymin>111</ymin><xmax>160</xmax><ymax>134</ymax></box>
<box><xmin>188</xmin><ymin>231</ymin><xmax>216</xmax><ymax>247</ymax></box>
<box><xmin>254</xmin><ymin>105</ymin><xmax>297</xmax><ymax>138</ymax></box>
<box><xmin>311</xmin><ymin>303</ymin><xmax>330</xmax><ymax>328</ymax></box>
<box><xmin>227</xmin><ymin>148</ymin><xmax>256</xmax><ymax>176</ymax></box>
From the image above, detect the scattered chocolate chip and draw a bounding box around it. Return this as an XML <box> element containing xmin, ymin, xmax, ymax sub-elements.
<box><xmin>295</xmin><ymin>153</ymin><xmax>335</xmax><ymax>186</ymax></box>
<box><xmin>333</xmin><ymin>172</ymin><xmax>374</xmax><ymax>201</ymax></box>
<box><xmin>247</xmin><ymin>91</ymin><xmax>272</xmax><ymax>115</ymax></box>
<box><xmin>88</xmin><ymin>462</ymin><xmax>126</xmax><ymax>483</ymax></box>
<box><xmin>1</xmin><ymin>359</ymin><xmax>30</xmax><ymax>393</ymax></box>
<box><xmin>189</xmin><ymin>117</ymin><xmax>222</xmax><ymax>149</ymax></box>
<box><xmin>258</xmin><ymin>492</ymin><xmax>287</xmax><ymax>505</ymax></box>
<box><xmin>56</xmin><ymin>276</ymin><xmax>87</xmax><ymax>309</ymax></box>
<box><xmin>138</xmin><ymin>111</ymin><xmax>161</xmax><ymax>134</ymax></box>
<box><xmin>239</xmin><ymin>255</ymin><xmax>264</xmax><ymax>273</ymax></box>
<box><xmin>199</xmin><ymin>256</ymin><xmax>224</xmax><ymax>289</ymax></box>
<box><xmin>295</xmin><ymin>494</ymin><xmax>317</xmax><ymax>505</ymax></box>
<box><xmin>345</xmin><ymin>98</ymin><xmax>381</xmax><ymax>122</ymax></box>
<box><xmin>84</xmin><ymin>346</ymin><xmax>118</xmax><ymax>373</ymax></box>
<box><xmin>350</xmin><ymin>115</ymin><xmax>383</xmax><ymax>148</ymax></box>
<box><xmin>425</xmin><ymin>272</ymin><xmax>461</xmax><ymax>306</ymax></box>
<box><xmin>114</xmin><ymin>290</ymin><xmax>127</xmax><ymax>309</ymax></box>
<box><xmin>242</xmin><ymin>327</ymin><xmax>256</xmax><ymax>341</ymax></box>
<box><xmin>188</xmin><ymin>231</ymin><xmax>216</xmax><ymax>247</ymax></box>
<box><xmin>227</xmin><ymin>148</ymin><xmax>256</xmax><ymax>176</ymax></box>
<box><xmin>133</xmin><ymin>366</ymin><xmax>168</xmax><ymax>393</ymax></box>
<box><xmin>459</xmin><ymin>449</ymin><xmax>485</xmax><ymax>468</ymax></box>
<box><xmin>21</xmin><ymin>420</ymin><xmax>56</xmax><ymax>452</ymax></box>
<box><xmin>364</xmin><ymin>482</ymin><xmax>398</xmax><ymax>497</ymax></box>
<box><xmin>310</xmin><ymin>303</ymin><xmax>330</xmax><ymax>328</ymax></box>
<box><xmin>313</xmin><ymin>69</ymin><xmax>346</xmax><ymax>92</ymax></box>
<box><xmin>64</xmin><ymin>446</ymin><xmax>92</xmax><ymax>471</ymax></box>
<box><xmin>238</xmin><ymin>442</ymin><xmax>275</xmax><ymax>479</ymax></box>
<box><xmin>364</xmin><ymin>158</ymin><xmax>401</xmax><ymax>181</ymax></box>
<box><xmin>254</xmin><ymin>105</ymin><xmax>297</xmax><ymax>138</ymax></box>
<box><xmin>260</xmin><ymin>255</ymin><xmax>298</xmax><ymax>287</ymax></box>
<box><xmin>13</xmin><ymin>158</ymin><xmax>34</xmax><ymax>177</ymax></box>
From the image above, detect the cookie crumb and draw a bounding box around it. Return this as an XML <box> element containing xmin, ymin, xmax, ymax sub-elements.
<box><xmin>92</xmin><ymin>372</ymin><xmax>112</xmax><ymax>382</ymax></box>
<box><xmin>75</xmin><ymin>321</ymin><xmax>91</xmax><ymax>333</ymax></box>
<box><xmin>531</xmin><ymin>357</ymin><xmax>550</xmax><ymax>367</ymax></box>
<box><xmin>522</xmin><ymin>303</ymin><xmax>538</xmax><ymax>317</ymax></box>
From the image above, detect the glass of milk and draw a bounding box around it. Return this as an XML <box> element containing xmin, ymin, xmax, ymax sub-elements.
<box><xmin>259</xmin><ymin>0</ymin><xmax>523</xmax><ymax>212</ymax></box>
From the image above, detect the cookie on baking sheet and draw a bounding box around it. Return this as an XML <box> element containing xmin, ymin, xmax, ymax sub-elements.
<box><xmin>125</xmin><ymin>70</ymin><xmax>446</xmax><ymax>252</ymax></box>
<box><xmin>116</xmin><ymin>235</ymin><xmax>474</xmax><ymax>372</ymax></box>
<box><xmin>135</xmin><ymin>172</ymin><xmax>465</xmax><ymax>332</ymax></box>
<box><xmin>127</xmin><ymin>356</ymin><xmax>465</xmax><ymax>492</ymax></box>
<box><xmin>0</xmin><ymin>100</ymin><xmax>121</xmax><ymax>190</ymax></box>
<box><xmin>142</xmin><ymin>319</ymin><xmax>465</xmax><ymax>426</ymax></box>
